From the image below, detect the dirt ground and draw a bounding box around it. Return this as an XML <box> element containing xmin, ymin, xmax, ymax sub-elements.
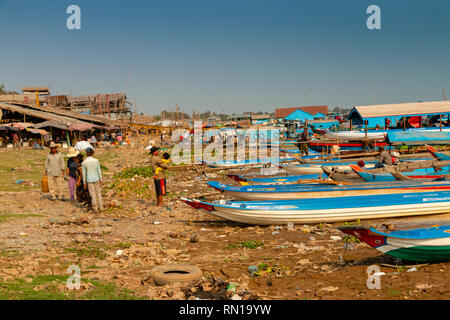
<box><xmin>0</xmin><ymin>141</ymin><xmax>449</xmax><ymax>300</ymax></box>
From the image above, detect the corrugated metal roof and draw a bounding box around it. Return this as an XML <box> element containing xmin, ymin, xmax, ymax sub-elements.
<box><xmin>352</xmin><ymin>101</ymin><xmax>450</xmax><ymax>118</ymax></box>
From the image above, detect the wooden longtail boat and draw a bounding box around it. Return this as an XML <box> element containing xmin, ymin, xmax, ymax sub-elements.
<box><xmin>325</xmin><ymin>131</ymin><xmax>386</xmax><ymax>140</ymax></box>
<box><xmin>282</xmin><ymin>162</ymin><xmax>378</xmax><ymax>175</ymax></box>
<box><xmin>200</xmin><ymin>157</ymin><xmax>295</xmax><ymax>168</ymax></box>
<box><xmin>227</xmin><ymin>173</ymin><xmax>320</xmax><ymax>185</ymax></box>
<box><xmin>283</xmin><ymin>157</ymin><xmax>437</xmax><ymax>176</ymax></box>
<box><xmin>322</xmin><ymin>159</ymin><xmax>450</xmax><ymax>183</ymax></box>
<box><xmin>322</xmin><ymin>166</ymin><xmax>372</xmax><ymax>183</ymax></box>
<box><xmin>308</xmin><ymin>141</ymin><xmax>388</xmax><ymax>154</ymax></box>
<box><xmin>208</xmin><ymin>180</ymin><xmax>450</xmax><ymax>201</ymax></box>
<box><xmin>339</xmin><ymin>225</ymin><xmax>450</xmax><ymax>262</ymax></box>
<box><xmin>349</xmin><ymin>164</ymin><xmax>448</xmax><ymax>182</ymax></box>
<box><xmin>388</xmin><ymin>131</ymin><xmax>450</xmax><ymax>145</ymax></box>
<box><xmin>426</xmin><ymin>145</ymin><xmax>450</xmax><ymax>161</ymax></box>
<box><xmin>181</xmin><ymin>191</ymin><xmax>450</xmax><ymax>225</ymax></box>
<box><xmin>326</xmin><ymin>127</ymin><xmax>450</xmax><ymax>141</ymax></box>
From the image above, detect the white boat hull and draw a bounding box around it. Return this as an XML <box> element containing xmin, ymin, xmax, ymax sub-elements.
<box><xmin>224</xmin><ymin>187</ymin><xmax>446</xmax><ymax>201</ymax></box>
<box><xmin>209</xmin><ymin>201</ymin><xmax>450</xmax><ymax>225</ymax></box>
<box><xmin>283</xmin><ymin>164</ymin><xmax>376</xmax><ymax>175</ymax></box>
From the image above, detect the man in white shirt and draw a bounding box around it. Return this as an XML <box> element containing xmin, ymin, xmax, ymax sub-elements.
<box><xmin>82</xmin><ymin>148</ymin><xmax>103</xmax><ymax>213</ymax></box>
<box><xmin>45</xmin><ymin>142</ymin><xmax>65</xmax><ymax>200</ymax></box>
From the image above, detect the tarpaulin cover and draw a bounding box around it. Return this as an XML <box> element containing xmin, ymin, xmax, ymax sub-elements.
<box><xmin>387</xmin><ymin>130</ymin><xmax>450</xmax><ymax>145</ymax></box>
<box><xmin>74</xmin><ymin>141</ymin><xmax>94</xmax><ymax>152</ymax></box>
<box><xmin>33</xmin><ymin>121</ymin><xmax>68</xmax><ymax>130</ymax></box>
<box><xmin>10</xmin><ymin>123</ymin><xmax>35</xmax><ymax>129</ymax></box>
<box><xmin>68</xmin><ymin>124</ymin><xmax>95</xmax><ymax>132</ymax></box>
<box><xmin>3</xmin><ymin>126</ymin><xmax>20</xmax><ymax>131</ymax></box>
<box><xmin>26</xmin><ymin>128</ymin><xmax>49</xmax><ymax>135</ymax></box>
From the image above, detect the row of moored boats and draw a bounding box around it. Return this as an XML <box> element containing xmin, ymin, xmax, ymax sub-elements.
<box><xmin>182</xmin><ymin>144</ymin><xmax>450</xmax><ymax>262</ymax></box>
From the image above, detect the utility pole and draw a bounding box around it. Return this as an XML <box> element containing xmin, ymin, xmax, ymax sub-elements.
<box><xmin>106</xmin><ymin>94</ymin><xmax>111</xmax><ymax>118</ymax></box>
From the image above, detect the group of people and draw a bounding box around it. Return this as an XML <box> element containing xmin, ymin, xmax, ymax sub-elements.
<box><xmin>45</xmin><ymin>140</ymin><xmax>171</xmax><ymax>212</ymax></box>
<box><xmin>45</xmin><ymin>142</ymin><xmax>104</xmax><ymax>213</ymax></box>
<box><xmin>0</xmin><ymin>132</ymin><xmax>22</xmax><ymax>149</ymax></box>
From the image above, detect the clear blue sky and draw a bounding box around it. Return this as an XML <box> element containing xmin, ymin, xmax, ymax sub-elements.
<box><xmin>0</xmin><ymin>0</ymin><xmax>449</xmax><ymax>115</ymax></box>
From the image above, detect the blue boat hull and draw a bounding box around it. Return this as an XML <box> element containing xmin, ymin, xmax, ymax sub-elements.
<box><xmin>182</xmin><ymin>191</ymin><xmax>450</xmax><ymax>224</ymax></box>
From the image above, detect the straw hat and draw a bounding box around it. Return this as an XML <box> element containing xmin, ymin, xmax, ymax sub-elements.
<box><xmin>67</xmin><ymin>147</ymin><xmax>80</xmax><ymax>158</ymax></box>
<box><xmin>49</xmin><ymin>142</ymin><xmax>59</xmax><ymax>149</ymax></box>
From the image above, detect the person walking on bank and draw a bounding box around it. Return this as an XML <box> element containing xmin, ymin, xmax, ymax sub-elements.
<box><xmin>76</xmin><ymin>154</ymin><xmax>92</xmax><ymax>208</ymax></box>
<box><xmin>12</xmin><ymin>132</ymin><xmax>20</xmax><ymax>149</ymax></box>
<box><xmin>150</xmin><ymin>147</ymin><xmax>169</xmax><ymax>207</ymax></box>
<box><xmin>82</xmin><ymin>148</ymin><xmax>103</xmax><ymax>213</ymax></box>
<box><xmin>66</xmin><ymin>147</ymin><xmax>80</xmax><ymax>203</ymax></box>
<box><xmin>45</xmin><ymin>142</ymin><xmax>65</xmax><ymax>200</ymax></box>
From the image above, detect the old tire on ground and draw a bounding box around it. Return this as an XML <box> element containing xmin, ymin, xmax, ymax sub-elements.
<box><xmin>152</xmin><ymin>264</ymin><xmax>202</xmax><ymax>286</ymax></box>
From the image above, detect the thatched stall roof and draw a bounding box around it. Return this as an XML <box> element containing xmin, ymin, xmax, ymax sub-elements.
<box><xmin>0</xmin><ymin>102</ymin><xmax>87</xmax><ymax>125</ymax></box>
<box><xmin>22</xmin><ymin>87</ymin><xmax>50</xmax><ymax>95</ymax></box>
<box><xmin>12</xmin><ymin>103</ymin><xmax>117</xmax><ymax>127</ymax></box>
<box><xmin>68</xmin><ymin>123</ymin><xmax>95</xmax><ymax>132</ymax></box>
<box><xmin>0</xmin><ymin>102</ymin><xmax>123</xmax><ymax>132</ymax></box>
<box><xmin>31</xmin><ymin>121</ymin><xmax>68</xmax><ymax>130</ymax></box>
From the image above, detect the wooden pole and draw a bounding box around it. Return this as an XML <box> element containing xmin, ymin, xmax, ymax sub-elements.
<box><xmin>97</xmin><ymin>94</ymin><xmax>102</xmax><ymax>115</ymax></box>
<box><xmin>365</xmin><ymin>120</ymin><xmax>368</xmax><ymax>139</ymax></box>
<box><xmin>35</xmin><ymin>91</ymin><xmax>40</xmax><ymax>107</ymax></box>
<box><xmin>335</xmin><ymin>122</ymin><xmax>338</xmax><ymax>146</ymax></box>
<box><xmin>304</xmin><ymin>119</ymin><xmax>309</xmax><ymax>140</ymax></box>
<box><xmin>106</xmin><ymin>94</ymin><xmax>111</xmax><ymax>118</ymax></box>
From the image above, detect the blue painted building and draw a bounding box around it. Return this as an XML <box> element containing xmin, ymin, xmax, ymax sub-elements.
<box><xmin>314</xmin><ymin>112</ymin><xmax>326</xmax><ymax>119</ymax></box>
<box><xmin>347</xmin><ymin>101</ymin><xmax>450</xmax><ymax>129</ymax></box>
<box><xmin>284</xmin><ymin>109</ymin><xmax>315</xmax><ymax>122</ymax></box>
<box><xmin>309</xmin><ymin>119</ymin><xmax>339</xmax><ymax>129</ymax></box>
